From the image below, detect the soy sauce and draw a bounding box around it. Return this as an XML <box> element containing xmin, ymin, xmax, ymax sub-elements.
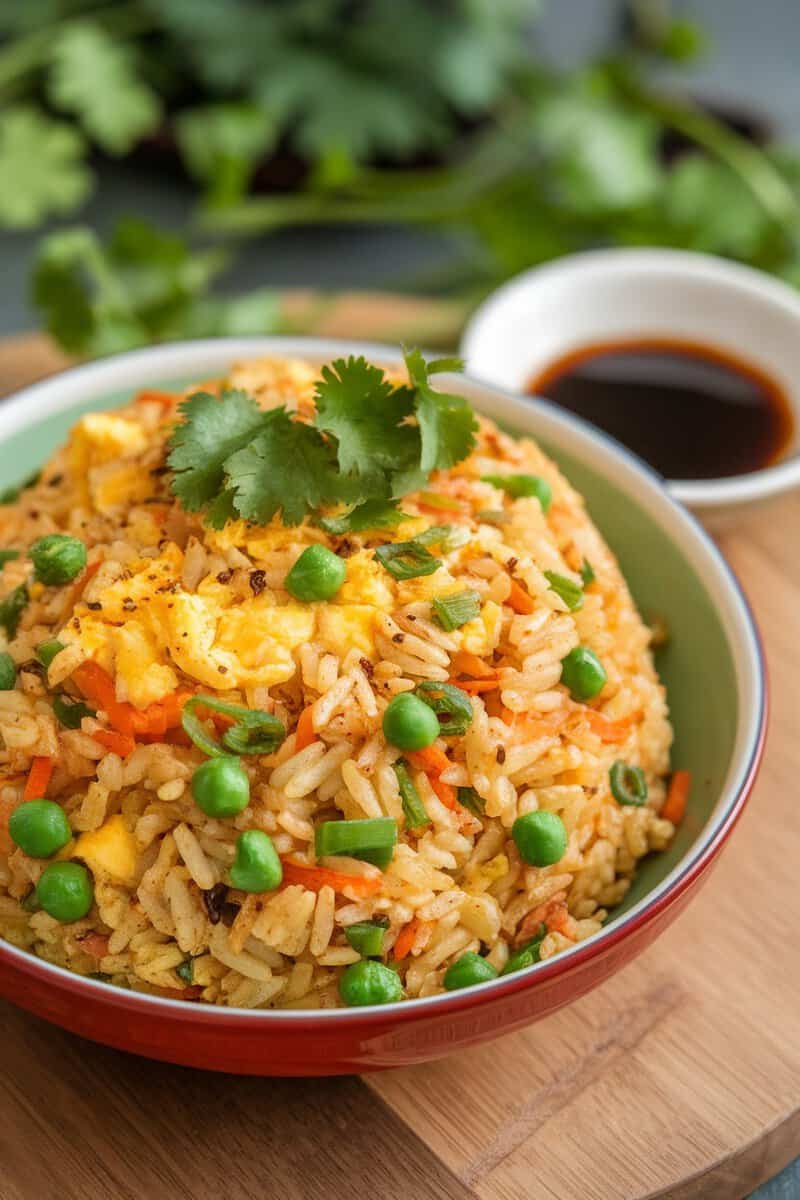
<box><xmin>528</xmin><ymin>337</ymin><xmax>794</xmax><ymax>479</ymax></box>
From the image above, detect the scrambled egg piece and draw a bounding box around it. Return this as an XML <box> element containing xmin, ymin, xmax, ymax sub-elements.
<box><xmin>68</xmin><ymin>414</ymin><xmax>150</xmax><ymax>511</ymax></box>
<box><xmin>337</xmin><ymin>551</ymin><xmax>394</xmax><ymax>609</ymax></box>
<box><xmin>74</xmin><ymin>816</ymin><xmax>138</xmax><ymax>886</ymax></box>
<box><xmin>459</xmin><ymin>600</ymin><xmax>502</xmax><ymax>657</ymax></box>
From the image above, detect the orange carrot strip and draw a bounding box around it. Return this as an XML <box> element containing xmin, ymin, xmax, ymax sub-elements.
<box><xmin>430</xmin><ymin>774</ymin><xmax>459</xmax><ymax>810</ymax></box>
<box><xmin>23</xmin><ymin>756</ymin><xmax>53</xmax><ymax>801</ymax></box>
<box><xmin>661</xmin><ymin>769</ymin><xmax>690</xmax><ymax>825</ymax></box>
<box><xmin>281</xmin><ymin>859</ymin><xmax>383</xmax><ymax>898</ymax></box>
<box><xmin>450</xmin><ymin>650</ymin><xmax>494</xmax><ymax>679</ymax></box>
<box><xmin>507</xmin><ymin>578</ymin><xmax>535</xmax><ymax>615</ymax></box>
<box><xmin>156</xmin><ymin>985</ymin><xmax>204</xmax><ymax>1001</ymax></box>
<box><xmin>79</xmin><ymin>933</ymin><xmax>110</xmax><ymax>960</ymax></box>
<box><xmin>449</xmin><ymin>676</ymin><xmax>501</xmax><ymax>695</ymax></box>
<box><xmin>294</xmin><ymin>706</ymin><xmax>318</xmax><ymax>753</ymax></box>
<box><xmin>65</xmin><ymin>558</ymin><xmax>101</xmax><ymax>614</ymax></box>
<box><xmin>393</xmin><ymin>918</ymin><xmax>422</xmax><ymax>961</ymax></box>
<box><xmin>583</xmin><ymin>709</ymin><xmax>640</xmax><ymax>743</ymax></box>
<box><xmin>93</xmin><ymin>729</ymin><xmax>136</xmax><ymax>758</ymax></box>
<box><xmin>516</xmin><ymin>891</ymin><xmax>568</xmax><ymax>945</ymax></box>
<box><xmin>73</xmin><ymin>661</ymin><xmax>135</xmax><ymax>734</ymax></box>
<box><xmin>407</xmin><ymin>745</ymin><xmax>450</xmax><ymax>776</ymax></box>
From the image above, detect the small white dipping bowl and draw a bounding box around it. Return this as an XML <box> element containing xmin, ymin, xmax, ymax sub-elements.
<box><xmin>461</xmin><ymin>249</ymin><xmax>800</xmax><ymax>527</ymax></box>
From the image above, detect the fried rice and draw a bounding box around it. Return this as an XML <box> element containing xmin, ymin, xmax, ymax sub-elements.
<box><xmin>0</xmin><ymin>355</ymin><xmax>674</xmax><ymax>1009</ymax></box>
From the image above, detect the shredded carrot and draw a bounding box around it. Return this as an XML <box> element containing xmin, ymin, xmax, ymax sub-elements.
<box><xmin>281</xmin><ymin>858</ymin><xmax>383</xmax><ymax>898</ymax></box>
<box><xmin>661</xmin><ymin>769</ymin><xmax>690</xmax><ymax>825</ymax></box>
<box><xmin>93</xmin><ymin>729</ymin><xmax>136</xmax><ymax>758</ymax></box>
<box><xmin>516</xmin><ymin>891</ymin><xmax>569</xmax><ymax>944</ymax></box>
<box><xmin>294</xmin><ymin>706</ymin><xmax>318</xmax><ymax>753</ymax></box>
<box><xmin>507</xmin><ymin>578</ymin><xmax>535</xmax><ymax>614</ymax></box>
<box><xmin>73</xmin><ymin>661</ymin><xmax>135</xmax><ymax>734</ymax></box>
<box><xmin>583</xmin><ymin>709</ymin><xmax>640</xmax><ymax>743</ymax></box>
<box><xmin>79</xmin><ymin>933</ymin><xmax>110</xmax><ymax>960</ymax></box>
<box><xmin>64</xmin><ymin>558</ymin><xmax>101</xmax><ymax>614</ymax></box>
<box><xmin>430</xmin><ymin>775</ymin><xmax>459</xmax><ymax>810</ymax></box>
<box><xmin>156</xmin><ymin>985</ymin><xmax>204</xmax><ymax>1001</ymax></box>
<box><xmin>449</xmin><ymin>675</ymin><xmax>501</xmax><ymax>694</ymax></box>
<box><xmin>24</xmin><ymin>756</ymin><xmax>53</xmax><ymax>801</ymax></box>
<box><xmin>393</xmin><ymin>918</ymin><xmax>422</xmax><ymax>961</ymax></box>
<box><xmin>407</xmin><ymin>745</ymin><xmax>450</xmax><ymax>776</ymax></box>
<box><xmin>450</xmin><ymin>650</ymin><xmax>494</xmax><ymax>679</ymax></box>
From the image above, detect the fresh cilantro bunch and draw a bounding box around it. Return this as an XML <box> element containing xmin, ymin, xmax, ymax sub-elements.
<box><xmin>168</xmin><ymin>351</ymin><xmax>477</xmax><ymax>529</ymax></box>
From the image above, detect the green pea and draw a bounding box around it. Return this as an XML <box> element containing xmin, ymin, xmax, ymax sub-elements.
<box><xmin>0</xmin><ymin>651</ymin><xmax>16</xmax><ymax>690</ymax></box>
<box><xmin>382</xmin><ymin>692</ymin><xmax>440</xmax><ymax>751</ymax></box>
<box><xmin>339</xmin><ymin>959</ymin><xmax>404</xmax><ymax>1007</ymax></box>
<box><xmin>560</xmin><ymin>646</ymin><xmax>607</xmax><ymax>701</ymax></box>
<box><xmin>481</xmin><ymin>474</ymin><xmax>552</xmax><ymax>512</ymax></box>
<box><xmin>29</xmin><ymin>534</ymin><xmax>87</xmax><ymax>585</ymax></box>
<box><xmin>229</xmin><ymin>830</ymin><xmax>282</xmax><ymax>893</ymax></box>
<box><xmin>9</xmin><ymin>800</ymin><xmax>72</xmax><ymax>858</ymax></box>
<box><xmin>512</xmin><ymin>810</ymin><xmax>568</xmax><ymax>867</ymax></box>
<box><xmin>36</xmin><ymin>862</ymin><xmax>94</xmax><ymax>922</ymax></box>
<box><xmin>443</xmin><ymin>951</ymin><xmax>498</xmax><ymax>991</ymax></box>
<box><xmin>284</xmin><ymin>545</ymin><xmax>346</xmax><ymax>602</ymax></box>
<box><xmin>191</xmin><ymin>756</ymin><xmax>250</xmax><ymax>818</ymax></box>
<box><xmin>36</xmin><ymin>638</ymin><xmax>66</xmax><ymax>669</ymax></box>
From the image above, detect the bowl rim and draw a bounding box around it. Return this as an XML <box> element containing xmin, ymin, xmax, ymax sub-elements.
<box><xmin>0</xmin><ymin>335</ymin><xmax>768</xmax><ymax>1026</ymax></box>
<box><xmin>460</xmin><ymin>247</ymin><xmax>800</xmax><ymax>512</ymax></box>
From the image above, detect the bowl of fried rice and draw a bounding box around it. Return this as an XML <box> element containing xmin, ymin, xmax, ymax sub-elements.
<box><xmin>0</xmin><ymin>337</ymin><xmax>765</xmax><ymax>1074</ymax></box>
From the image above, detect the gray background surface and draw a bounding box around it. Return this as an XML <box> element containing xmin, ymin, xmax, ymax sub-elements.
<box><xmin>0</xmin><ymin>2</ymin><xmax>797</xmax><ymax>1194</ymax></box>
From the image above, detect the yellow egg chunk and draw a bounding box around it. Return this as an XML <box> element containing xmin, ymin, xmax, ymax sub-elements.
<box><xmin>213</xmin><ymin>601</ymin><xmax>315</xmax><ymax>686</ymax></box>
<box><xmin>337</xmin><ymin>550</ymin><xmax>395</xmax><ymax>609</ymax></box>
<box><xmin>459</xmin><ymin>599</ymin><xmax>502</xmax><ymax>657</ymax></box>
<box><xmin>74</xmin><ymin>816</ymin><xmax>138</xmax><ymax>886</ymax></box>
<box><xmin>316</xmin><ymin>604</ymin><xmax>377</xmax><ymax>656</ymax></box>
<box><xmin>68</xmin><ymin>413</ymin><xmax>149</xmax><ymax>507</ymax></box>
<box><xmin>88</xmin><ymin>461</ymin><xmax>153</xmax><ymax>514</ymax></box>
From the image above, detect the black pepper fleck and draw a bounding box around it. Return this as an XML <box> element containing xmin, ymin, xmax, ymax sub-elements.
<box><xmin>249</xmin><ymin>569</ymin><xmax>267</xmax><ymax>596</ymax></box>
<box><xmin>216</xmin><ymin>569</ymin><xmax>234</xmax><ymax>585</ymax></box>
<box><xmin>496</xmin><ymin>745</ymin><xmax>506</xmax><ymax>764</ymax></box>
<box><xmin>202</xmin><ymin>883</ymin><xmax>228</xmax><ymax>925</ymax></box>
<box><xmin>86</xmin><ymin>602</ymin><xmax>102</xmax><ymax>611</ymax></box>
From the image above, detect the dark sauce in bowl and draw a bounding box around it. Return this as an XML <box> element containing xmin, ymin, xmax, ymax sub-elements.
<box><xmin>528</xmin><ymin>337</ymin><xmax>795</xmax><ymax>480</ymax></box>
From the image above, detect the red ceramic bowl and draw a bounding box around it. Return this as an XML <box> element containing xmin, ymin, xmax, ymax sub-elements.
<box><xmin>0</xmin><ymin>338</ymin><xmax>766</xmax><ymax>1075</ymax></box>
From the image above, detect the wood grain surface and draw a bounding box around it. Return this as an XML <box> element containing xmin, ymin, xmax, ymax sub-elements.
<box><xmin>0</xmin><ymin>323</ymin><xmax>797</xmax><ymax>1200</ymax></box>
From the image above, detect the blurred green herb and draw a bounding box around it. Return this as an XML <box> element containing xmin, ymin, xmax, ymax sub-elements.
<box><xmin>3</xmin><ymin>0</ymin><xmax>800</xmax><ymax>354</ymax></box>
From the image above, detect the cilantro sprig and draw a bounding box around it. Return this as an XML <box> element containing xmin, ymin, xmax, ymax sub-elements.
<box><xmin>168</xmin><ymin>351</ymin><xmax>477</xmax><ymax>529</ymax></box>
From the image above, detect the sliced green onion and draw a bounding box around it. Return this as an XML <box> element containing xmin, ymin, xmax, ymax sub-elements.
<box><xmin>418</xmin><ymin>492</ymin><xmax>463</xmax><ymax>512</ymax></box>
<box><xmin>415</xmin><ymin>681</ymin><xmax>473</xmax><ymax>737</ymax></box>
<box><xmin>457</xmin><ymin>786</ymin><xmax>485</xmax><ymax>817</ymax></box>
<box><xmin>20</xmin><ymin>888</ymin><xmax>40</xmax><ymax>913</ymax></box>
<box><xmin>432</xmin><ymin>590</ymin><xmax>481</xmax><ymax>632</ymax></box>
<box><xmin>315</xmin><ymin>817</ymin><xmax>398</xmax><ymax>869</ymax></box>
<box><xmin>481</xmin><ymin>474</ymin><xmax>552</xmax><ymax>512</ymax></box>
<box><xmin>543</xmin><ymin>571</ymin><xmax>584</xmax><ymax>612</ymax></box>
<box><xmin>609</xmin><ymin>760</ymin><xmax>648</xmax><ymax>807</ymax></box>
<box><xmin>0</xmin><ymin>584</ymin><xmax>28</xmax><ymax>638</ymax></box>
<box><xmin>176</xmin><ymin>959</ymin><xmax>194</xmax><ymax>984</ymax></box>
<box><xmin>476</xmin><ymin>509</ymin><xmax>510</xmax><ymax>526</ymax></box>
<box><xmin>0</xmin><ymin>550</ymin><xmax>19</xmax><ymax>567</ymax></box>
<box><xmin>501</xmin><ymin>923</ymin><xmax>547</xmax><ymax>975</ymax></box>
<box><xmin>345</xmin><ymin>917</ymin><xmax>389</xmax><ymax>958</ymax></box>
<box><xmin>393</xmin><ymin>760</ymin><xmax>430</xmax><ymax>829</ymax></box>
<box><xmin>53</xmin><ymin>694</ymin><xmax>95</xmax><ymax>729</ymax></box>
<box><xmin>580</xmin><ymin>559</ymin><xmax>596</xmax><ymax>587</ymax></box>
<box><xmin>36</xmin><ymin>639</ymin><xmax>66</xmax><ymax>669</ymax></box>
<box><xmin>375</xmin><ymin>540</ymin><xmax>441</xmax><ymax>580</ymax></box>
<box><xmin>182</xmin><ymin>695</ymin><xmax>285</xmax><ymax>758</ymax></box>
<box><xmin>415</xmin><ymin>524</ymin><xmax>470</xmax><ymax>553</ymax></box>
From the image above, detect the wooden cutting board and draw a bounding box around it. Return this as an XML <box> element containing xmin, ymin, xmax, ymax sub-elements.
<box><xmin>0</xmin><ymin>315</ymin><xmax>798</xmax><ymax>1200</ymax></box>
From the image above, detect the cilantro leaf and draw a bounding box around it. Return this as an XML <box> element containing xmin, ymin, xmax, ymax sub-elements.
<box><xmin>47</xmin><ymin>23</ymin><xmax>162</xmax><ymax>155</ymax></box>
<box><xmin>175</xmin><ymin>103</ymin><xmax>276</xmax><ymax>206</ymax></box>
<box><xmin>314</xmin><ymin>357</ymin><xmax>416</xmax><ymax>479</ymax></box>
<box><xmin>403</xmin><ymin>349</ymin><xmax>478</xmax><ymax>474</ymax></box>
<box><xmin>226</xmin><ymin>409</ymin><xmax>362</xmax><ymax>527</ymax></box>
<box><xmin>168</xmin><ymin>390</ymin><xmax>267</xmax><ymax>513</ymax></box>
<box><xmin>319</xmin><ymin>500</ymin><xmax>406</xmax><ymax>536</ymax></box>
<box><xmin>0</xmin><ymin>106</ymin><xmax>91</xmax><ymax>230</ymax></box>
